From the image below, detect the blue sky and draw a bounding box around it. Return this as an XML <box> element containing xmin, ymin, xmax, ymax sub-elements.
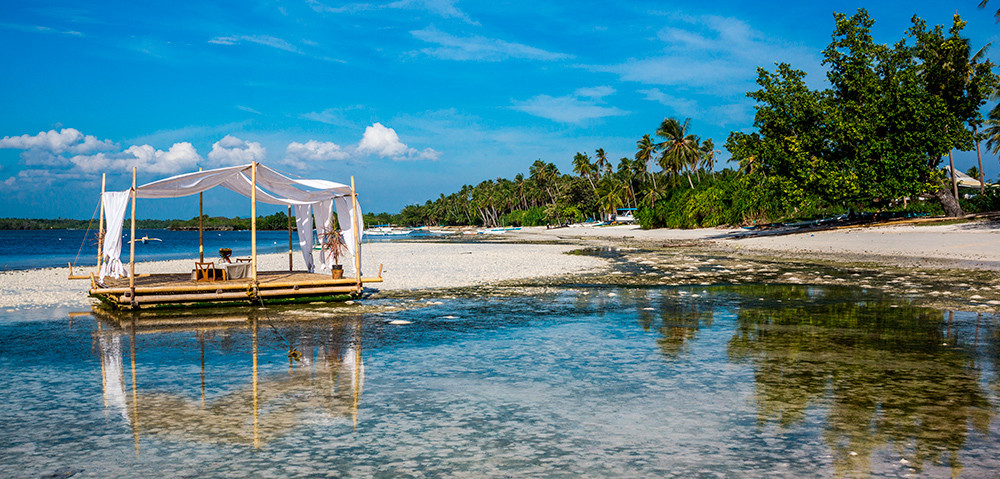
<box><xmin>2</xmin><ymin>0</ymin><xmax>999</xmax><ymax>219</ymax></box>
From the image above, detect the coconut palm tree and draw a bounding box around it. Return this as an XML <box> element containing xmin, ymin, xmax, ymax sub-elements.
<box><xmin>572</xmin><ymin>152</ymin><xmax>597</xmax><ymax>193</ymax></box>
<box><xmin>656</xmin><ymin>117</ymin><xmax>699</xmax><ymax>189</ymax></box>
<box><xmin>979</xmin><ymin>0</ymin><xmax>1000</xmax><ymax>22</ymax></box>
<box><xmin>700</xmin><ymin>138</ymin><xmax>719</xmax><ymax>179</ymax></box>
<box><xmin>636</xmin><ymin>134</ymin><xmax>659</xmax><ymax>194</ymax></box>
<box><xmin>594</xmin><ymin>148</ymin><xmax>611</xmax><ymax>178</ymax></box>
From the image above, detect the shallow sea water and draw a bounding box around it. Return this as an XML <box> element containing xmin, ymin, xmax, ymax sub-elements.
<box><xmin>0</xmin><ymin>284</ymin><xmax>997</xmax><ymax>478</ymax></box>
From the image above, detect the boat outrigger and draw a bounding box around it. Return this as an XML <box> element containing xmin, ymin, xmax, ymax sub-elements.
<box><xmin>87</xmin><ymin>162</ymin><xmax>381</xmax><ymax>310</ymax></box>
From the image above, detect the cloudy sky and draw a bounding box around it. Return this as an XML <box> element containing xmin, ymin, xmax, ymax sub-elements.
<box><xmin>2</xmin><ymin>0</ymin><xmax>999</xmax><ymax>219</ymax></box>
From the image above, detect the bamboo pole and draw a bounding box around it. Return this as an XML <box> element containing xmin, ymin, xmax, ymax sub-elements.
<box><xmin>287</xmin><ymin>205</ymin><xmax>293</xmax><ymax>272</ymax></box>
<box><xmin>98</xmin><ymin>173</ymin><xmax>106</xmax><ymax>271</ymax></box>
<box><xmin>199</xmin><ymin>167</ymin><xmax>204</xmax><ymax>262</ymax></box>
<box><xmin>251</xmin><ymin>162</ymin><xmax>257</xmax><ymax>283</ymax></box>
<box><xmin>118</xmin><ymin>285</ymin><xmax>362</xmax><ymax>304</ymax></box>
<box><xmin>92</xmin><ymin>275</ymin><xmax>383</xmax><ymax>295</ymax></box>
<box><xmin>350</xmin><ymin>176</ymin><xmax>361</xmax><ymax>291</ymax></box>
<box><xmin>129</xmin><ymin>167</ymin><xmax>137</xmax><ymax>303</ymax></box>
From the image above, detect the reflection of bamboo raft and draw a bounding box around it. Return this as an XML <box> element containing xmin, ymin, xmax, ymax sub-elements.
<box><xmin>90</xmin><ymin>271</ymin><xmax>382</xmax><ymax>309</ymax></box>
<box><xmin>97</xmin><ymin>315</ymin><xmax>364</xmax><ymax>448</ymax></box>
<box><xmin>126</xmin><ymin>348</ymin><xmax>361</xmax><ymax>446</ymax></box>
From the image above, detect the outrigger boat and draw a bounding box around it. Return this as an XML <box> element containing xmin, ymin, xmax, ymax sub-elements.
<box><xmin>365</xmin><ymin>224</ymin><xmax>413</xmax><ymax>236</ymax></box>
<box><xmin>87</xmin><ymin>162</ymin><xmax>382</xmax><ymax>310</ymax></box>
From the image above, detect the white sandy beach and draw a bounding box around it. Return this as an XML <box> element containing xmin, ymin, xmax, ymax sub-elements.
<box><xmin>0</xmin><ymin>242</ymin><xmax>606</xmax><ymax>311</ymax></box>
<box><xmin>509</xmin><ymin>221</ymin><xmax>1000</xmax><ymax>268</ymax></box>
<box><xmin>3</xmin><ymin>220</ymin><xmax>999</xmax><ymax>312</ymax></box>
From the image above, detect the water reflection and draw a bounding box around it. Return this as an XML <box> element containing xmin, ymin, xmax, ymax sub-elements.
<box><xmin>94</xmin><ymin>310</ymin><xmax>365</xmax><ymax>450</ymax></box>
<box><xmin>727</xmin><ymin>285</ymin><xmax>995</xmax><ymax>476</ymax></box>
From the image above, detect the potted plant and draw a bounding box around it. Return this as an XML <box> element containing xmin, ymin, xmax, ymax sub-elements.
<box><xmin>321</xmin><ymin>227</ymin><xmax>348</xmax><ymax>279</ymax></box>
<box><xmin>218</xmin><ymin>247</ymin><xmax>233</xmax><ymax>263</ymax></box>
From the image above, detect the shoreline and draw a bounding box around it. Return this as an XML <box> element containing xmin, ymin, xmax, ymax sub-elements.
<box><xmin>504</xmin><ymin>220</ymin><xmax>1000</xmax><ymax>271</ymax></box>
<box><xmin>2</xmin><ymin>220</ymin><xmax>999</xmax><ymax>313</ymax></box>
<box><xmin>0</xmin><ymin>242</ymin><xmax>607</xmax><ymax>311</ymax></box>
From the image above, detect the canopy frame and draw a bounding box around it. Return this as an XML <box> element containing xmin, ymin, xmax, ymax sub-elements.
<box><xmin>99</xmin><ymin>162</ymin><xmax>365</xmax><ymax>301</ymax></box>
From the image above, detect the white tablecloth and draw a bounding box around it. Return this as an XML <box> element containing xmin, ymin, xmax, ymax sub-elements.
<box><xmin>225</xmin><ymin>262</ymin><xmax>251</xmax><ymax>280</ymax></box>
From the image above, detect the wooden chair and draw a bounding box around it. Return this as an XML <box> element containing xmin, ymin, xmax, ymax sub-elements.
<box><xmin>195</xmin><ymin>261</ymin><xmax>217</xmax><ymax>281</ymax></box>
<box><xmin>236</xmin><ymin>257</ymin><xmax>252</xmax><ymax>263</ymax></box>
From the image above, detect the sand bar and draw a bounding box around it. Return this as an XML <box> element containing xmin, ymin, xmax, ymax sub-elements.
<box><xmin>509</xmin><ymin>221</ymin><xmax>1000</xmax><ymax>269</ymax></box>
<box><xmin>0</xmin><ymin>242</ymin><xmax>606</xmax><ymax>311</ymax></box>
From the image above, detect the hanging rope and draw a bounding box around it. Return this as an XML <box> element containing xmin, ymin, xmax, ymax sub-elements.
<box><xmin>71</xmin><ymin>196</ymin><xmax>102</xmax><ymax>270</ymax></box>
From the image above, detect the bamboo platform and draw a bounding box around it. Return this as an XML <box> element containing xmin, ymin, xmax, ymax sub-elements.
<box><xmin>90</xmin><ymin>270</ymin><xmax>383</xmax><ymax>310</ymax></box>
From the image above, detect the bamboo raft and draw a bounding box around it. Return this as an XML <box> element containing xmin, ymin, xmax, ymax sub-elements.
<box><xmin>90</xmin><ymin>271</ymin><xmax>383</xmax><ymax>309</ymax></box>
<box><xmin>83</xmin><ymin>163</ymin><xmax>381</xmax><ymax>311</ymax></box>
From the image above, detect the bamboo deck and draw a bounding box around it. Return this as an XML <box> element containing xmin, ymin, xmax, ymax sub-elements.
<box><xmin>90</xmin><ymin>270</ymin><xmax>382</xmax><ymax>310</ymax></box>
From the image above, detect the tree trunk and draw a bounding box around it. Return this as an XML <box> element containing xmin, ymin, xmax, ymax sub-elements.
<box><xmin>974</xmin><ymin>126</ymin><xmax>985</xmax><ymax>194</ymax></box>
<box><xmin>685</xmin><ymin>171</ymin><xmax>694</xmax><ymax>189</ymax></box>
<box><xmin>948</xmin><ymin>150</ymin><xmax>959</xmax><ymax>201</ymax></box>
<box><xmin>933</xmin><ymin>184</ymin><xmax>964</xmax><ymax>217</ymax></box>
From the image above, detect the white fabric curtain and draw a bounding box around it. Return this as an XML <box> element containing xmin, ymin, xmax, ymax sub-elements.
<box><xmin>334</xmin><ymin>195</ymin><xmax>364</xmax><ymax>268</ymax></box>
<box><xmin>220</xmin><ymin>172</ymin><xmax>315</xmax><ymax>206</ymax></box>
<box><xmin>294</xmin><ymin>204</ymin><xmax>315</xmax><ymax>273</ymax></box>
<box><xmin>99</xmin><ymin>190</ymin><xmax>131</xmax><ymax>282</ymax></box>
<box><xmin>135</xmin><ymin>165</ymin><xmax>249</xmax><ymax>199</ymax></box>
<box><xmin>313</xmin><ymin>199</ymin><xmax>334</xmax><ymax>271</ymax></box>
<box><xmin>255</xmin><ymin>165</ymin><xmax>353</xmax><ymax>202</ymax></box>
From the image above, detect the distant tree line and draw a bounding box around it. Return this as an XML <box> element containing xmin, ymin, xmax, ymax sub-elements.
<box><xmin>0</xmin><ymin>212</ymin><xmax>295</xmax><ymax>231</ymax></box>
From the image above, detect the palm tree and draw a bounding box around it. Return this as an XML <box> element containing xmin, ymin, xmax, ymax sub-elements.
<box><xmin>700</xmin><ymin>138</ymin><xmax>719</xmax><ymax>179</ymax></box>
<box><xmin>616</xmin><ymin>157</ymin><xmax>638</xmax><ymax>208</ymax></box>
<box><xmin>656</xmin><ymin>117</ymin><xmax>699</xmax><ymax>189</ymax></box>
<box><xmin>979</xmin><ymin>0</ymin><xmax>1000</xmax><ymax>22</ymax></box>
<box><xmin>968</xmin><ymin>43</ymin><xmax>992</xmax><ymax>193</ymax></box>
<box><xmin>572</xmin><ymin>152</ymin><xmax>597</xmax><ymax>192</ymax></box>
<box><xmin>636</xmin><ymin>134</ymin><xmax>659</xmax><ymax>195</ymax></box>
<box><xmin>594</xmin><ymin>148</ymin><xmax>611</xmax><ymax>178</ymax></box>
<box><xmin>529</xmin><ymin>159</ymin><xmax>558</xmax><ymax>203</ymax></box>
<box><xmin>598</xmin><ymin>176</ymin><xmax>625</xmax><ymax>221</ymax></box>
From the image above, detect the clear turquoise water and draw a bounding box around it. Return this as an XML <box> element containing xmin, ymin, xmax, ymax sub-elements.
<box><xmin>0</xmin><ymin>285</ymin><xmax>997</xmax><ymax>478</ymax></box>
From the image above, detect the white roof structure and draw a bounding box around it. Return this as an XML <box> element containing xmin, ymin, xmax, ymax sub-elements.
<box><xmin>99</xmin><ymin>163</ymin><xmax>364</xmax><ymax>281</ymax></box>
<box><xmin>943</xmin><ymin>165</ymin><xmax>988</xmax><ymax>188</ymax></box>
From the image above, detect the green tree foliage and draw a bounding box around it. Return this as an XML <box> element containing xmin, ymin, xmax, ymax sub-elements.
<box><xmin>727</xmin><ymin>9</ymin><xmax>997</xmax><ymax>217</ymax></box>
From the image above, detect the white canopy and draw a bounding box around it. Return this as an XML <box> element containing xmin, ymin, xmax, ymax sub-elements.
<box><xmin>100</xmin><ymin>163</ymin><xmax>364</xmax><ymax>281</ymax></box>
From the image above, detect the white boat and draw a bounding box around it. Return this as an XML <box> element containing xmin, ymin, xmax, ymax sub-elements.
<box><xmin>365</xmin><ymin>225</ymin><xmax>414</xmax><ymax>236</ymax></box>
<box><xmin>129</xmin><ymin>235</ymin><xmax>162</xmax><ymax>244</ymax></box>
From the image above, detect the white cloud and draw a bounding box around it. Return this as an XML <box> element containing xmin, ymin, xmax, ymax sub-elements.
<box><xmin>208</xmin><ymin>135</ymin><xmax>266</xmax><ymax>166</ymax></box>
<box><xmin>591</xmin><ymin>15</ymin><xmax>822</xmax><ymax>94</ymax></box>
<box><xmin>285</xmin><ymin>140</ymin><xmax>350</xmax><ymax>168</ymax></box>
<box><xmin>209</xmin><ymin>34</ymin><xmax>299</xmax><ymax>53</ymax></box>
<box><xmin>236</xmin><ymin>105</ymin><xmax>261</xmax><ymax>115</ymax></box>
<box><xmin>638</xmin><ymin>88</ymin><xmax>698</xmax><ymax>114</ymax></box>
<box><xmin>0</xmin><ymin>128</ymin><xmax>116</xmax><ymax>155</ymax></box>
<box><xmin>389</xmin><ymin>0</ymin><xmax>477</xmax><ymax>24</ymax></box>
<box><xmin>511</xmin><ymin>90</ymin><xmax>628</xmax><ymax>124</ymax></box>
<box><xmin>70</xmin><ymin>142</ymin><xmax>202</xmax><ymax>174</ymax></box>
<box><xmin>299</xmin><ymin>106</ymin><xmax>364</xmax><ymax>127</ymax></box>
<box><xmin>357</xmin><ymin>123</ymin><xmax>439</xmax><ymax>161</ymax></box>
<box><xmin>309</xmin><ymin>0</ymin><xmax>477</xmax><ymax>24</ymax></box>
<box><xmin>638</xmin><ymin>88</ymin><xmax>751</xmax><ymax>127</ymax></box>
<box><xmin>574</xmin><ymin>86</ymin><xmax>616</xmax><ymax>99</ymax></box>
<box><xmin>411</xmin><ymin>27</ymin><xmax>571</xmax><ymax>62</ymax></box>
